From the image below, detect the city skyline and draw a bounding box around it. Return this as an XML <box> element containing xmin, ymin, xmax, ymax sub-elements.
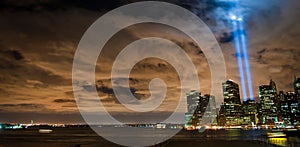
<box><xmin>185</xmin><ymin>78</ymin><xmax>300</xmax><ymax>129</ymax></box>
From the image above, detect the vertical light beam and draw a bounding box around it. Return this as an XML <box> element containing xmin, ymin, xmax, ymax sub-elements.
<box><xmin>232</xmin><ymin>20</ymin><xmax>248</xmax><ymax>101</ymax></box>
<box><xmin>224</xmin><ymin>0</ymin><xmax>253</xmax><ymax>101</ymax></box>
<box><xmin>238</xmin><ymin>21</ymin><xmax>254</xmax><ymax>100</ymax></box>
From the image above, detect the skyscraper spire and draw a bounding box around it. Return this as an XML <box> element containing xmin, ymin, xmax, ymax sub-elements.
<box><xmin>269</xmin><ymin>79</ymin><xmax>277</xmax><ymax>94</ymax></box>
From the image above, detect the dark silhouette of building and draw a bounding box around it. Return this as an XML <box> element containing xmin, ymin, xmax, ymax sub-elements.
<box><xmin>217</xmin><ymin>104</ymin><xmax>226</xmax><ymax>126</ymax></box>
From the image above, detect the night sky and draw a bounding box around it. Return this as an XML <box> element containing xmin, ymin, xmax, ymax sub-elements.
<box><xmin>0</xmin><ymin>0</ymin><xmax>300</xmax><ymax>123</ymax></box>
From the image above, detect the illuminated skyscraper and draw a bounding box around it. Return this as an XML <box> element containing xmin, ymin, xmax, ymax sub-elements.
<box><xmin>202</xmin><ymin>94</ymin><xmax>218</xmax><ymax>125</ymax></box>
<box><xmin>184</xmin><ymin>91</ymin><xmax>217</xmax><ymax>129</ymax></box>
<box><xmin>186</xmin><ymin>90</ymin><xmax>200</xmax><ymax>113</ymax></box>
<box><xmin>223</xmin><ymin>80</ymin><xmax>241</xmax><ymax>104</ymax></box>
<box><xmin>279</xmin><ymin>91</ymin><xmax>300</xmax><ymax>125</ymax></box>
<box><xmin>259</xmin><ymin>80</ymin><xmax>278</xmax><ymax>125</ymax></box>
<box><xmin>242</xmin><ymin>99</ymin><xmax>258</xmax><ymax>124</ymax></box>
<box><xmin>222</xmin><ymin>80</ymin><xmax>243</xmax><ymax>125</ymax></box>
<box><xmin>185</xmin><ymin>90</ymin><xmax>200</xmax><ymax>129</ymax></box>
<box><xmin>222</xmin><ymin>80</ymin><xmax>242</xmax><ymax>114</ymax></box>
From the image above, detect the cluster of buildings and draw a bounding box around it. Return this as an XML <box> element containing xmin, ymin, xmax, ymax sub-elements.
<box><xmin>185</xmin><ymin>77</ymin><xmax>300</xmax><ymax>129</ymax></box>
<box><xmin>184</xmin><ymin>91</ymin><xmax>217</xmax><ymax>129</ymax></box>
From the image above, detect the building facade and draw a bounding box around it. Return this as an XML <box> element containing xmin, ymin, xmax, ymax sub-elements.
<box><xmin>202</xmin><ymin>94</ymin><xmax>218</xmax><ymax>125</ymax></box>
<box><xmin>258</xmin><ymin>80</ymin><xmax>279</xmax><ymax>125</ymax></box>
<box><xmin>221</xmin><ymin>80</ymin><xmax>243</xmax><ymax>125</ymax></box>
<box><xmin>184</xmin><ymin>91</ymin><xmax>218</xmax><ymax>129</ymax></box>
<box><xmin>185</xmin><ymin>90</ymin><xmax>201</xmax><ymax>128</ymax></box>
<box><xmin>279</xmin><ymin>91</ymin><xmax>300</xmax><ymax>125</ymax></box>
<box><xmin>242</xmin><ymin>99</ymin><xmax>258</xmax><ymax>125</ymax></box>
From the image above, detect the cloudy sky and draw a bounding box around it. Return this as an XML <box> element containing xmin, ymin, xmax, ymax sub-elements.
<box><xmin>0</xmin><ymin>0</ymin><xmax>299</xmax><ymax>123</ymax></box>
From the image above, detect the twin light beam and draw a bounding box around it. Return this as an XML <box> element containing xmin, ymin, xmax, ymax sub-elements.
<box><xmin>229</xmin><ymin>2</ymin><xmax>254</xmax><ymax>101</ymax></box>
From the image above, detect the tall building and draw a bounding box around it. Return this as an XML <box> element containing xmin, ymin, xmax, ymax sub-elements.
<box><xmin>279</xmin><ymin>91</ymin><xmax>300</xmax><ymax>125</ymax></box>
<box><xmin>184</xmin><ymin>91</ymin><xmax>217</xmax><ymax>129</ymax></box>
<box><xmin>259</xmin><ymin>80</ymin><xmax>279</xmax><ymax>125</ymax></box>
<box><xmin>294</xmin><ymin>76</ymin><xmax>300</xmax><ymax>95</ymax></box>
<box><xmin>217</xmin><ymin>104</ymin><xmax>226</xmax><ymax>126</ymax></box>
<box><xmin>202</xmin><ymin>94</ymin><xmax>218</xmax><ymax>125</ymax></box>
<box><xmin>185</xmin><ymin>90</ymin><xmax>201</xmax><ymax>128</ymax></box>
<box><xmin>186</xmin><ymin>90</ymin><xmax>200</xmax><ymax>113</ymax></box>
<box><xmin>278</xmin><ymin>91</ymin><xmax>286</xmax><ymax>101</ymax></box>
<box><xmin>222</xmin><ymin>80</ymin><xmax>243</xmax><ymax>125</ymax></box>
<box><xmin>270</xmin><ymin>79</ymin><xmax>277</xmax><ymax>93</ymax></box>
<box><xmin>223</xmin><ymin>80</ymin><xmax>241</xmax><ymax>105</ymax></box>
<box><xmin>218</xmin><ymin>79</ymin><xmax>261</xmax><ymax>126</ymax></box>
<box><xmin>242</xmin><ymin>99</ymin><xmax>258</xmax><ymax>125</ymax></box>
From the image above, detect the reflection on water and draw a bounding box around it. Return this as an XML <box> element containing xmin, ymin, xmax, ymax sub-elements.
<box><xmin>267</xmin><ymin>136</ymin><xmax>300</xmax><ymax>147</ymax></box>
<box><xmin>227</xmin><ymin>129</ymin><xmax>239</xmax><ymax>137</ymax></box>
<box><xmin>0</xmin><ymin>127</ymin><xmax>299</xmax><ymax>147</ymax></box>
<box><xmin>265</xmin><ymin>130</ymin><xmax>300</xmax><ymax>147</ymax></box>
<box><xmin>268</xmin><ymin>138</ymin><xmax>287</xmax><ymax>147</ymax></box>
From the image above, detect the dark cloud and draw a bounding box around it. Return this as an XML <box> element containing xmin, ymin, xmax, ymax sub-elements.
<box><xmin>0</xmin><ymin>48</ymin><xmax>70</xmax><ymax>91</ymax></box>
<box><xmin>0</xmin><ymin>59</ymin><xmax>69</xmax><ymax>86</ymax></box>
<box><xmin>96</xmin><ymin>84</ymin><xmax>145</xmax><ymax>104</ymax></box>
<box><xmin>97</xmin><ymin>78</ymin><xmax>140</xmax><ymax>94</ymax></box>
<box><xmin>53</xmin><ymin>99</ymin><xmax>75</xmax><ymax>103</ymax></box>
<box><xmin>257</xmin><ymin>48</ymin><xmax>266</xmax><ymax>54</ymax></box>
<box><xmin>0</xmin><ymin>0</ymin><xmax>187</xmax><ymax>13</ymax></box>
<box><xmin>97</xmin><ymin>85</ymin><xmax>114</xmax><ymax>94</ymax></box>
<box><xmin>0</xmin><ymin>0</ymin><xmax>124</xmax><ymax>12</ymax></box>
<box><xmin>3</xmin><ymin>50</ymin><xmax>24</xmax><ymax>60</ymax></box>
<box><xmin>219</xmin><ymin>32</ymin><xmax>234</xmax><ymax>43</ymax></box>
<box><xmin>0</xmin><ymin>103</ymin><xmax>46</xmax><ymax>111</ymax></box>
<box><xmin>256</xmin><ymin>48</ymin><xmax>300</xmax><ymax>65</ymax></box>
<box><xmin>100</xmin><ymin>98</ymin><xmax>116</xmax><ymax>103</ymax></box>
